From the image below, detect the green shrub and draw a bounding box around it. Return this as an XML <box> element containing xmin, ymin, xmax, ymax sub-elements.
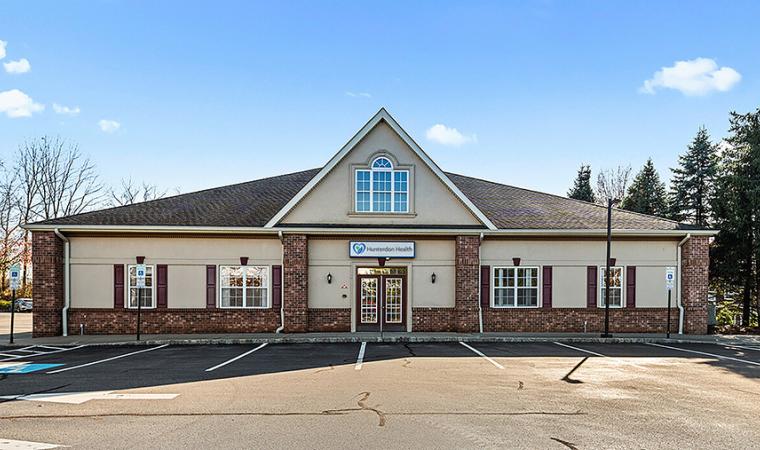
<box><xmin>0</xmin><ymin>300</ymin><xmax>10</xmax><ymax>311</ymax></box>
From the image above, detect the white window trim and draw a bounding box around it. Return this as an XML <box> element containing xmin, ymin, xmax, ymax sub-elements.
<box><xmin>218</xmin><ymin>264</ymin><xmax>272</xmax><ymax>309</ymax></box>
<box><xmin>354</xmin><ymin>160</ymin><xmax>410</xmax><ymax>214</ymax></box>
<box><xmin>598</xmin><ymin>266</ymin><xmax>625</xmax><ymax>308</ymax></box>
<box><xmin>491</xmin><ymin>266</ymin><xmax>542</xmax><ymax>309</ymax></box>
<box><xmin>126</xmin><ymin>264</ymin><xmax>156</xmax><ymax>309</ymax></box>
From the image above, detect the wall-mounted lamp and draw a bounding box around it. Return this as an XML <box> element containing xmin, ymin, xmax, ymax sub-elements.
<box><xmin>327</xmin><ymin>273</ymin><xmax>333</xmax><ymax>284</ymax></box>
<box><xmin>136</xmin><ymin>256</ymin><xmax>145</xmax><ymax>264</ymax></box>
<box><xmin>431</xmin><ymin>272</ymin><xmax>437</xmax><ymax>284</ymax></box>
<box><xmin>609</xmin><ymin>258</ymin><xmax>616</xmax><ymax>266</ymax></box>
<box><xmin>240</xmin><ymin>256</ymin><xmax>249</xmax><ymax>266</ymax></box>
<box><xmin>512</xmin><ymin>257</ymin><xmax>521</xmax><ymax>266</ymax></box>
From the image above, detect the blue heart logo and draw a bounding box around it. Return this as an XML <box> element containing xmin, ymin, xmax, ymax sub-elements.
<box><xmin>353</xmin><ymin>243</ymin><xmax>366</xmax><ymax>255</ymax></box>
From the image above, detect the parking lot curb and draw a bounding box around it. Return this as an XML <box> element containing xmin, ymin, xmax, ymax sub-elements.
<box><xmin>14</xmin><ymin>335</ymin><xmax>745</xmax><ymax>347</ymax></box>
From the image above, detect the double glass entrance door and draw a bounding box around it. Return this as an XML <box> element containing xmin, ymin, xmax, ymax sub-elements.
<box><xmin>356</xmin><ymin>267</ymin><xmax>406</xmax><ymax>332</ymax></box>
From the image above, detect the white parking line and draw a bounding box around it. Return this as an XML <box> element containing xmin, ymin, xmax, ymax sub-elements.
<box><xmin>47</xmin><ymin>344</ymin><xmax>168</xmax><ymax>374</ymax></box>
<box><xmin>0</xmin><ymin>345</ymin><xmax>87</xmax><ymax>362</ymax></box>
<box><xmin>554</xmin><ymin>342</ymin><xmax>608</xmax><ymax>357</ymax></box>
<box><xmin>205</xmin><ymin>343</ymin><xmax>268</xmax><ymax>372</ymax></box>
<box><xmin>724</xmin><ymin>344</ymin><xmax>760</xmax><ymax>352</ymax></box>
<box><xmin>37</xmin><ymin>345</ymin><xmax>66</xmax><ymax>351</ymax></box>
<box><xmin>355</xmin><ymin>342</ymin><xmax>366</xmax><ymax>370</ymax></box>
<box><xmin>459</xmin><ymin>342</ymin><xmax>504</xmax><ymax>370</ymax></box>
<box><xmin>647</xmin><ymin>343</ymin><xmax>760</xmax><ymax>367</ymax></box>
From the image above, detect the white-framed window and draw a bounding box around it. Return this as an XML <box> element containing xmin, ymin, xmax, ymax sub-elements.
<box><xmin>127</xmin><ymin>264</ymin><xmax>155</xmax><ymax>309</ymax></box>
<box><xmin>355</xmin><ymin>156</ymin><xmax>409</xmax><ymax>213</ymax></box>
<box><xmin>219</xmin><ymin>265</ymin><xmax>270</xmax><ymax>308</ymax></box>
<box><xmin>599</xmin><ymin>266</ymin><xmax>624</xmax><ymax>308</ymax></box>
<box><xmin>492</xmin><ymin>266</ymin><xmax>540</xmax><ymax>308</ymax></box>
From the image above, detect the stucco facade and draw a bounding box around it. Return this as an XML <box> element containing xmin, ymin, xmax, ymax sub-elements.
<box><xmin>27</xmin><ymin>109</ymin><xmax>714</xmax><ymax>337</ymax></box>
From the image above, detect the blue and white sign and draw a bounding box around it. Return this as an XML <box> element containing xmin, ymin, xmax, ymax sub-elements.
<box><xmin>9</xmin><ymin>263</ymin><xmax>20</xmax><ymax>290</ymax></box>
<box><xmin>665</xmin><ymin>267</ymin><xmax>675</xmax><ymax>290</ymax></box>
<box><xmin>135</xmin><ymin>264</ymin><xmax>147</xmax><ymax>288</ymax></box>
<box><xmin>349</xmin><ymin>241</ymin><xmax>415</xmax><ymax>259</ymax></box>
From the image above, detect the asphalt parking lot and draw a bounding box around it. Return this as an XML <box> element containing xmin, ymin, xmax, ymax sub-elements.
<box><xmin>1</xmin><ymin>341</ymin><xmax>760</xmax><ymax>449</ymax></box>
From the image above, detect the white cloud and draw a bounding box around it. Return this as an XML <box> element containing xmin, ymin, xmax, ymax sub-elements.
<box><xmin>345</xmin><ymin>91</ymin><xmax>372</xmax><ymax>98</ymax></box>
<box><xmin>3</xmin><ymin>58</ymin><xmax>31</xmax><ymax>74</ymax></box>
<box><xmin>53</xmin><ymin>103</ymin><xmax>80</xmax><ymax>116</ymax></box>
<box><xmin>0</xmin><ymin>40</ymin><xmax>6</xmax><ymax>59</ymax></box>
<box><xmin>425</xmin><ymin>123</ymin><xmax>477</xmax><ymax>146</ymax></box>
<box><xmin>0</xmin><ymin>89</ymin><xmax>44</xmax><ymax>118</ymax></box>
<box><xmin>98</xmin><ymin>119</ymin><xmax>121</xmax><ymax>133</ymax></box>
<box><xmin>640</xmin><ymin>58</ymin><xmax>741</xmax><ymax>96</ymax></box>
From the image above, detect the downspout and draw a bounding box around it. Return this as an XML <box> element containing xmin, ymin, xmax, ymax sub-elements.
<box><xmin>478</xmin><ymin>232</ymin><xmax>484</xmax><ymax>334</ymax></box>
<box><xmin>677</xmin><ymin>233</ymin><xmax>691</xmax><ymax>334</ymax></box>
<box><xmin>275</xmin><ymin>230</ymin><xmax>285</xmax><ymax>333</ymax></box>
<box><xmin>54</xmin><ymin>228</ymin><xmax>70</xmax><ymax>337</ymax></box>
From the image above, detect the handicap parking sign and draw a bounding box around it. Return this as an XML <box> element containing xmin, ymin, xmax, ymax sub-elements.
<box><xmin>665</xmin><ymin>267</ymin><xmax>675</xmax><ymax>290</ymax></box>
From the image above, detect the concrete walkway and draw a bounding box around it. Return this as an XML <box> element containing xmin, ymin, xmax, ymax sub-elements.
<box><xmin>4</xmin><ymin>331</ymin><xmax>760</xmax><ymax>347</ymax></box>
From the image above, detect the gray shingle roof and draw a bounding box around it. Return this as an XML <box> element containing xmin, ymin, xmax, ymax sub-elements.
<box><xmin>33</xmin><ymin>168</ymin><xmax>688</xmax><ymax>231</ymax></box>
<box><xmin>446</xmin><ymin>173</ymin><xmax>684</xmax><ymax>230</ymax></box>
<box><xmin>32</xmin><ymin>169</ymin><xmax>321</xmax><ymax>227</ymax></box>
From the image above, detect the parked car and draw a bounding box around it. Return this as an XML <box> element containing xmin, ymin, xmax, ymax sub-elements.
<box><xmin>14</xmin><ymin>298</ymin><xmax>32</xmax><ymax>312</ymax></box>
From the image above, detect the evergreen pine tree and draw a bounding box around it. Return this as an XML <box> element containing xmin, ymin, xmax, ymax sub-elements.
<box><xmin>620</xmin><ymin>158</ymin><xmax>667</xmax><ymax>216</ymax></box>
<box><xmin>668</xmin><ymin>127</ymin><xmax>718</xmax><ymax>226</ymax></box>
<box><xmin>567</xmin><ymin>165</ymin><xmax>595</xmax><ymax>203</ymax></box>
<box><xmin>711</xmin><ymin>109</ymin><xmax>760</xmax><ymax>325</ymax></box>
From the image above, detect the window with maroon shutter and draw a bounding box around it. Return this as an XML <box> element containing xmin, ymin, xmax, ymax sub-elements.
<box><xmin>114</xmin><ymin>264</ymin><xmax>124</xmax><ymax>309</ymax></box>
<box><xmin>587</xmin><ymin>266</ymin><xmax>597</xmax><ymax>308</ymax></box>
<box><xmin>542</xmin><ymin>266</ymin><xmax>553</xmax><ymax>308</ymax></box>
<box><xmin>272</xmin><ymin>265</ymin><xmax>282</xmax><ymax>308</ymax></box>
<box><xmin>206</xmin><ymin>265</ymin><xmax>216</xmax><ymax>309</ymax></box>
<box><xmin>157</xmin><ymin>264</ymin><xmax>168</xmax><ymax>309</ymax></box>
<box><xmin>626</xmin><ymin>266</ymin><xmax>636</xmax><ymax>308</ymax></box>
<box><xmin>480</xmin><ymin>265</ymin><xmax>490</xmax><ymax>307</ymax></box>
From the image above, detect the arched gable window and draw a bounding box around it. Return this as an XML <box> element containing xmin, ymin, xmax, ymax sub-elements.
<box><xmin>355</xmin><ymin>157</ymin><xmax>408</xmax><ymax>213</ymax></box>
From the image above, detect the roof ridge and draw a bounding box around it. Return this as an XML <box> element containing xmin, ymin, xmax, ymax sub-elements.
<box><xmin>445</xmin><ymin>171</ymin><xmax>681</xmax><ymax>226</ymax></box>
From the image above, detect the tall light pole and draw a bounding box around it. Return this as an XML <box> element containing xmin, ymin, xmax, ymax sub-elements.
<box><xmin>601</xmin><ymin>198</ymin><xmax>616</xmax><ymax>338</ymax></box>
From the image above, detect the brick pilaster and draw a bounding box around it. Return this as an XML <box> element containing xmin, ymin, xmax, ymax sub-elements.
<box><xmin>283</xmin><ymin>234</ymin><xmax>308</xmax><ymax>332</ymax></box>
<box><xmin>32</xmin><ymin>231</ymin><xmax>65</xmax><ymax>337</ymax></box>
<box><xmin>455</xmin><ymin>235</ymin><xmax>480</xmax><ymax>333</ymax></box>
<box><xmin>682</xmin><ymin>235</ymin><xmax>710</xmax><ymax>334</ymax></box>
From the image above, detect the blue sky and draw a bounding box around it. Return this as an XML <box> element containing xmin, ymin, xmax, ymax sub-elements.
<box><xmin>1</xmin><ymin>0</ymin><xmax>758</xmax><ymax>197</ymax></box>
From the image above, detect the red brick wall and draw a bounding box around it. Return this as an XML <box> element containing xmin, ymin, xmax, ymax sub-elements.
<box><xmin>283</xmin><ymin>234</ymin><xmax>309</xmax><ymax>332</ymax></box>
<box><xmin>413</xmin><ymin>307</ymin><xmax>456</xmax><ymax>331</ymax></box>
<box><xmin>682</xmin><ymin>236</ymin><xmax>710</xmax><ymax>334</ymax></box>
<box><xmin>67</xmin><ymin>308</ymin><xmax>280</xmax><ymax>334</ymax></box>
<box><xmin>483</xmin><ymin>307</ymin><xmax>681</xmax><ymax>333</ymax></box>
<box><xmin>32</xmin><ymin>231</ymin><xmax>65</xmax><ymax>337</ymax></box>
<box><xmin>455</xmin><ymin>235</ymin><xmax>480</xmax><ymax>332</ymax></box>
<box><xmin>307</xmin><ymin>308</ymin><xmax>351</xmax><ymax>332</ymax></box>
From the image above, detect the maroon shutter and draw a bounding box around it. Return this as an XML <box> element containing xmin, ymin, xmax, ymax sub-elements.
<box><xmin>206</xmin><ymin>265</ymin><xmax>216</xmax><ymax>309</ymax></box>
<box><xmin>272</xmin><ymin>265</ymin><xmax>282</xmax><ymax>308</ymax></box>
<box><xmin>480</xmin><ymin>265</ymin><xmax>490</xmax><ymax>307</ymax></box>
<box><xmin>114</xmin><ymin>264</ymin><xmax>125</xmax><ymax>309</ymax></box>
<box><xmin>587</xmin><ymin>266</ymin><xmax>597</xmax><ymax>308</ymax></box>
<box><xmin>542</xmin><ymin>266</ymin><xmax>553</xmax><ymax>308</ymax></box>
<box><xmin>626</xmin><ymin>266</ymin><xmax>636</xmax><ymax>308</ymax></box>
<box><xmin>157</xmin><ymin>264</ymin><xmax>168</xmax><ymax>308</ymax></box>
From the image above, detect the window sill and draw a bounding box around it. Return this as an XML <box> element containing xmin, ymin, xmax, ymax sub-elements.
<box><xmin>490</xmin><ymin>305</ymin><xmax>542</xmax><ymax>309</ymax></box>
<box><xmin>218</xmin><ymin>306</ymin><xmax>272</xmax><ymax>310</ymax></box>
<box><xmin>347</xmin><ymin>212</ymin><xmax>417</xmax><ymax>218</ymax></box>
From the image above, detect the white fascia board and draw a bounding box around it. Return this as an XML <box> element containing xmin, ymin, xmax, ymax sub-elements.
<box><xmin>23</xmin><ymin>223</ymin><xmax>717</xmax><ymax>237</ymax></box>
<box><xmin>263</xmin><ymin>108</ymin><xmax>498</xmax><ymax>230</ymax></box>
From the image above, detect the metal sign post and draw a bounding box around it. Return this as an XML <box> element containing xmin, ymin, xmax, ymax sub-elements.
<box><xmin>135</xmin><ymin>264</ymin><xmax>146</xmax><ymax>341</ymax></box>
<box><xmin>665</xmin><ymin>267</ymin><xmax>675</xmax><ymax>339</ymax></box>
<box><xmin>9</xmin><ymin>263</ymin><xmax>20</xmax><ymax>344</ymax></box>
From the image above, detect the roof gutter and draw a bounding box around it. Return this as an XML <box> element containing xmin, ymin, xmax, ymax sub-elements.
<box><xmin>53</xmin><ymin>228</ymin><xmax>70</xmax><ymax>337</ymax></box>
<box><xmin>275</xmin><ymin>230</ymin><xmax>285</xmax><ymax>334</ymax></box>
<box><xmin>21</xmin><ymin>223</ymin><xmax>719</xmax><ymax>237</ymax></box>
<box><xmin>677</xmin><ymin>233</ymin><xmax>691</xmax><ymax>334</ymax></box>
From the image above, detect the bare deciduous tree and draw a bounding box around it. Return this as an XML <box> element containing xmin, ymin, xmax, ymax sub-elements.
<box><xmin>595</xmin><ymin>165</ymin><xmax>632</xmax><ymax>204</ymax></box>
<box><xmin>33</xmin><ymin>136</ymin><xmax>103</xmax><ymax>220</ymax></box>
<box><xmin>0</xmin><ymin>166</ymin><xmax>23</xmax><ymax>290</ymax></box>
<box><xmin>108</xmin><ymin>178</ymin><xmax>168</xmax><ymax>206</ymax></box>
